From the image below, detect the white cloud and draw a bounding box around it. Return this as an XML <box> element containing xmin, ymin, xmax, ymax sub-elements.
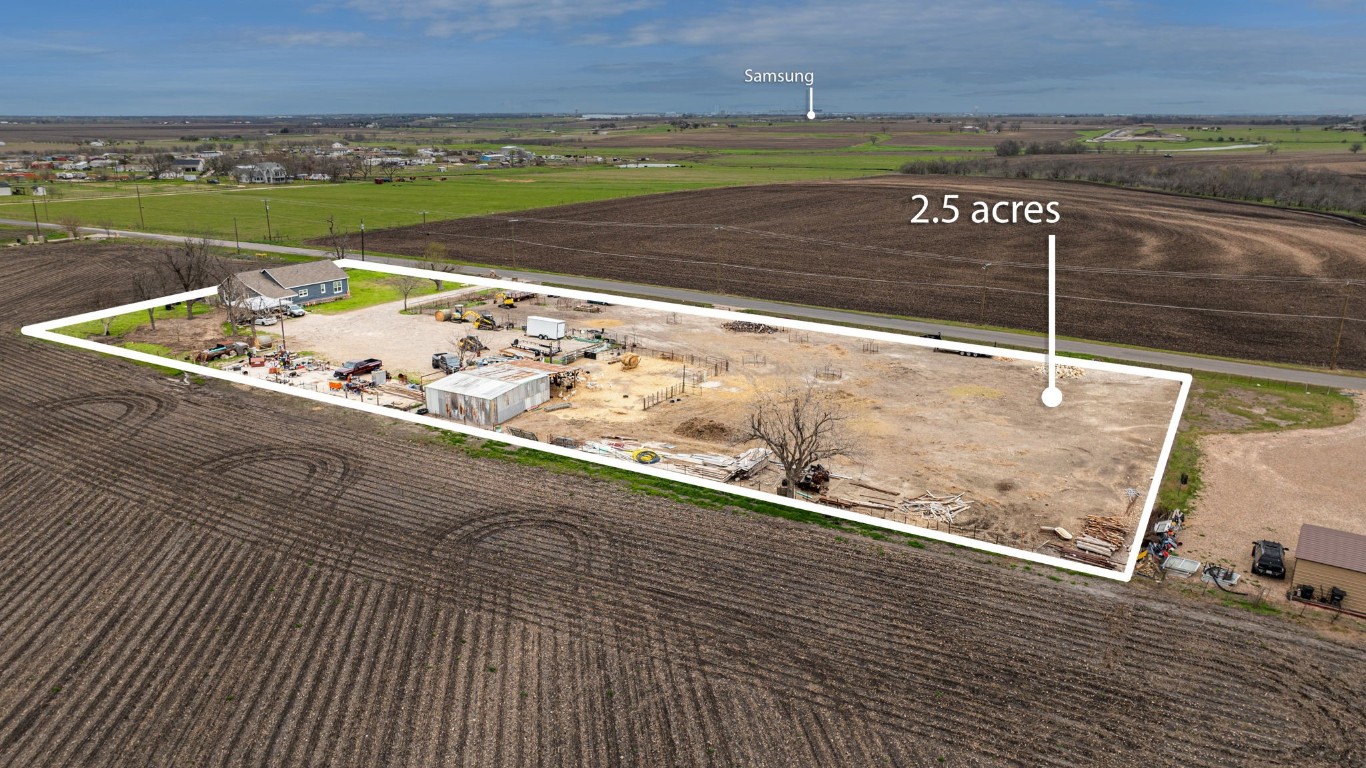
<box><xmin>344</xmin><ymin>0</ymin><xmax>656</xmax><ymax>36</ymax></box>
<box><xmin>258</xmin><ymin>30</ymin><xmax>369</xmax><ymax>47</ymax></box>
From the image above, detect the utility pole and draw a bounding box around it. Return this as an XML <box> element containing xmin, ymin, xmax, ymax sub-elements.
<box><xmin>978</xmin><ymin>262</ymin><xmax>993</xmax><ymax>325</ymax></box>
<box><xmin>233</xmin><ymin>217</ymin><xmax>241</xmax><ymax>254</ymax></box>
<box><xmin>30</xmin><ymin>197</ymin><xmax>41</xmax><ymax>238</ymax></box>
<box><xmin>263</xmin><ymin>199</ymin><xmax>272</xmax><ymax>242</ymax></box>
<box><xmin>360</xmin><ymin>219</ymin><xmax>366</xmax><ymax>261</ymax></box>
<box><xmin>1329</xmin><ymin>281</ymin><xmax>1356</xmax><ymax>370</ymax></box>
<box><xmin>135</xmin><ymin>185</ymin><xmax>145</xmax><ymax>228</ymax></box>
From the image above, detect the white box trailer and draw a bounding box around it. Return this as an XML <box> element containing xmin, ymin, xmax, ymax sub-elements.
<box><xmin>526</xmin><ymin>316</ymin><xmax>566</xmax><ymax>340</ymax></box>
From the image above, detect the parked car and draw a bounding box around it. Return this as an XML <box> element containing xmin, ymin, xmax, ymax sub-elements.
<box><xmin>252</xmin><ymin>315</ymin><xmax>279</xmax><ymax>326</ymax></box>
<box><xmin>1251</xmin><ymin>540</ymin><xmax>1287</xmax><ymax>578</ymax></box>
<box><xmin>282</xmin><ymin>303</ymin><xmax>305</xmax><ymax>318</ymax></box>
<box><xmin>334</xmin><ymin>358</ymin><xmax>383</xmax><ymax>378</ymax></box>
<box><xmin>431</xmin><ymin>352</ymin><xmax>460</xmax><ymax>373</ymax></box>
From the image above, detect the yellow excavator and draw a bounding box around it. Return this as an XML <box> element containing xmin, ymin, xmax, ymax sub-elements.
<box><xmin>494</xmin><ymin>292</ymin><xmax>516</xmax><ymax>308</ymax></box>
<box><xmin>461</xmin><ymin>310</ymin><xmax>498</xmax><ymax>330</ymax></box>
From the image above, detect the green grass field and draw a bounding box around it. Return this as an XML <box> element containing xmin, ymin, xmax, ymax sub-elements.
<box><xmin>0</xmin><ymin>163</ymin><xmax>878</xmax><ymax>245</ymax></box>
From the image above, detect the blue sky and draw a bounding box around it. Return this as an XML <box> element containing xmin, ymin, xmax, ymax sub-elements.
<box><xmin>4</xmin><ymin>0</ymin><xmax>1365</xmax><ymax>115</ymax></box>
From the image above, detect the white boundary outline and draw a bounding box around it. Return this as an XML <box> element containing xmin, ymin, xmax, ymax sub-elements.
<box><xmin>22</xmin><ymin>257</ymin><xmax>1191</xmax><ymax>581</ymax></box>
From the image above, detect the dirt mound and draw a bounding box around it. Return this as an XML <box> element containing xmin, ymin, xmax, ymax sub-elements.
<box><xmin>674</xmin><ymin>416</ymin><xmax>737</xmax><ymax>442</ymax></box>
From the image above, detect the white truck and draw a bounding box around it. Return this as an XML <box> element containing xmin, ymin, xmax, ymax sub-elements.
<box><xmin>526</xmin><ymin>316</ymin><xmax>566</xmax><ymax>340</ymax></box>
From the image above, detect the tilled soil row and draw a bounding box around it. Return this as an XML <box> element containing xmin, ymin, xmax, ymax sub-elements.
<box><xmin>345</xmin><ymin>177</ymin><xmax>1366</xmax><ymax>369</ymax></box>
<box><xmin>1</xmin><ymin>244</ymin><xmax>1364</xmax><ymax>766</ymax></box>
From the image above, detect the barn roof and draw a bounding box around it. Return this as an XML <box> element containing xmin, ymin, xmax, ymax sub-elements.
<box><xmin>427</xmin><ymin>364</ymin><xmax>548</xmax><ymax>400</ymax></box>
<box><xmin>1297</xmin><ymin>524</ymin><xmax>1366</xmax><ymax>574</ymax></box>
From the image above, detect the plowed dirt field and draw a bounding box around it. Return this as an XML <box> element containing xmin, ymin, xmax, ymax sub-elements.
<box><xmin>349</xmin><ymin>177</ymin><xmax>1366</xmax><ymax>370</ymax></box>
<box><xmin>3</xmin><ymin>243</ymin><xmax>1365</xmax><ymax>766</ymax></box>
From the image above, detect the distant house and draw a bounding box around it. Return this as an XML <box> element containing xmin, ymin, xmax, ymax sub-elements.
<box><xmin>1292</xmin><ymin>524</ymin><xmax>1366</xmax><ymax>615</ymax></box>
<box><xmin>233</xmin><ymin>162</ymin><xmax>288</xmax><ymax>184</ymax></box>
<box><xmin>231</xmin><ymin>261</ymin><xmax>350</xmax><ymax>306</ymax></box>
<box><xmin>0</xmin><ymin>182</ymin><xmax>11</xmax><ymax>197</ymax></box>
<box><xmin>173</xmin><ymin>157</ymin><xmax>206</xmax><ymax>174</ymax></box>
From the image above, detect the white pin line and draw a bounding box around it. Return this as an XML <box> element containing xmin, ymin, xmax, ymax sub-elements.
<box><xmin>1042</xmin><ymin>234</ymin><xmax>1063</xmax><ymax>408</ymax></box>
<box><xmin>807</xmin><ymin>86</ymin><xmax>815</xmax><ymax>120</ymax></box>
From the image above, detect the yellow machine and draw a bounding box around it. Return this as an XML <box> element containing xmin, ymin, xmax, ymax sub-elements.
<box><xmin>494</xmin><ymin>292</ymin><xmax>516</xmax><ymax>308</ymax></box>
<box><xmin>620</xmin><ymin>353</ymin><xmax>641</xmax><ymax>370</ymax></box>
<box><xmin>461</xmin><ymin>310</ymin><xmax>497</xmax><ymax>330</ymax></box>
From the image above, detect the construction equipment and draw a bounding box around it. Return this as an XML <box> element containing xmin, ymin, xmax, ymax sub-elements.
<box><xmin>495</xmin><ymin>291</ymin><xmax>515</xmax><ymax>308</ymax></box>
<box><xmin>620</xmin><ymin>353</ymin><xmax>640</xmax><ymax>370</ymax></box>
<box><xmin>455</xmin><ymin>309</ymin><xmax>497</xmax><ymax>330</ymax></box>
<box><xmin>459</xmin><ymin>335</ymin><xmax>487</xmax><ymax>355</ymax></box>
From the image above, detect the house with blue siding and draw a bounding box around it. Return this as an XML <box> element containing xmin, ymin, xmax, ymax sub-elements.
<box><xmin>232</xmin><ymin>261</ymin><xmax>350</xmax><ymax>306</ymax></box>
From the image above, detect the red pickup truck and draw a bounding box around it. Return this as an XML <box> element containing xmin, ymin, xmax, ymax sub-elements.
<box><xmin>334</xmin><ymin>358</ymin><xmax>383</xmax><ymax>378</ymax></box>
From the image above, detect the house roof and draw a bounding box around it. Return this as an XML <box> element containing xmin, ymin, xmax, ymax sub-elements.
<box><xmin>1297</xmin><ymin>524</ymin><xmax>1366</xmax><ymax>574</ymax></box>
<box><xmin>264</xmin><ymin>261</ymin><xmax>347</xmax><ymax>289</ymax></box>
<box><xmin>234</xmin><ymin>261</ymin><xmax>348</xmax><ymax>297</ymax></box>
<box><xmin>233</xmin><ymin>271</ymin><xmax>295</xmax><ymax>300</ymax></box>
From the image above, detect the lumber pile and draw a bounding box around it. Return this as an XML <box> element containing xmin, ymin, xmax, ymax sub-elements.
<box><xmin>1053</xmin><ymin>545</ymin><xmax>1113</xmax><ymax>568</ymax></box>
<box><xmin>1082</xmin><ymin>515</ymin><xmax>1128</xmax><ymax>548</ymax></box>
<box><xmin>664</xmin><ymin>447</ymin><xmax>770</xmax><ymax>481</ymax></box>
<box><xmin>721</xmin><ymin>321</ymin><xmax>778</xmax><ymax>334</ymax></box>
<box><xmin>900</xmin><ymin>491</ymin><xmax>970</xmax><ymax>524</ymax></box>
<box><xmin>1036</xmin><ymin>363</ymin><xmax>1086</xmax><ymax>380</ymax></box>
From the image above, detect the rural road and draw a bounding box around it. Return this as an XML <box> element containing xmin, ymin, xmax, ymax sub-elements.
<box><xmin>7</xmin><ymin>218</ymin><xmax>1364</xmax><ymax>390</ymax></box>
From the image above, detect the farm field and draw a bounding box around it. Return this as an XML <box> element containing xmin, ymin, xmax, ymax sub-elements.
<box><xmin>0</xmin><ymin>165</ymin><xmax>873</xmax><ymax>244</ymax></box>
<box><xmin>349</xmin><ymin>177</ymin><xmax>1366</xmax><ymax>370</ymax></box>
<box><xmin>4</xmin><ymin>241</ymin><xmax>1366</xmax><ymax>767</ymax></box>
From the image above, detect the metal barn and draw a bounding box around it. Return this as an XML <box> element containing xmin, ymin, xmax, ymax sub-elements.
<box><xmin>424</xmin><ymin>364</ymin><xmax>550</xmax><ymax>426</ymax></box>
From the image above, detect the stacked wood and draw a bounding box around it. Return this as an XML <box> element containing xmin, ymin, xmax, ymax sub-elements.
<box><xmin>1053</xmin><ymin>545</ymin><xmax>1113</xmax><ymax>568</ymax></box>
<box><xmin>901</xmin><ymin>491</ymin><xmax>970</xmax><ymax>523</ymax></box>
<box><xmin>1082</xmin><ymin>515</ymin><xmax>1128</xmax><ymax>548</ymax></box>
<box><xmin>721</xmin><ymin>320</ymin><xmax>778</xmax><ymax>334</ymax></box>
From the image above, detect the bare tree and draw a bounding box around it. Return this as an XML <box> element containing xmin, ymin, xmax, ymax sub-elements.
<box><xmin>146</xmin><ymin>153</ymin><xmax>175</xmax><ymax>179</ymax></box>
<box><xmin>130</xmin><ymin>269</ymin><xmax>170</xmax><ymax>331</ymax></box>
<box><xmin>422</xmin><ymin>241</ymin><xmax>456</xmax><ymax>289</ymax></box>
<box><xmin>323</xmin><ymin>216</ymin><xmax>348</xmax><ymax>260</ymax></box>
<box><xmin>744</xmin><ymin>379</ymin><xmax>851</xmax><ymax>497</ymax></box>
<box><xmin>216</xmin><ymin>273</ymin><xmax>257</xmax><ymax>337</ymax></box>
<box><xmin>158</xmin><ymin>237</ymin><xmax>227</xmax><ymax>320</ymax></box>
<box><xmin>55</xmin><ymin>214</ymin><xmax>83</xmax><ymax>239</ymax></box>
<box><xmin>1352</xmin><ymin>142</ymin><xmax>1363</xmax><ymax>155</ymax></box>
<box><xmin>97</xmin><ymin>218</ymin><xmax>116</xmax><ymax>239</ymax></box>
<box><xmin>395</xmin><ymin>275</ymin><xmax>422</xmax><ymax>310</ymax></box>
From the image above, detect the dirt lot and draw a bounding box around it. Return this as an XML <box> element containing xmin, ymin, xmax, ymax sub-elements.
<box><xmin>3</xmin><ymin>242</ymin><xmax>1366</xmax><ymax>767</ymax></box>
<box><xmin>346</xmin><ymin>177</ymin><xmax>1366</xmax><ymax>370</ymax></box>
<box><xmin>1187</xmin><ymin>397</ymin><xmax>1366</xmax><ymax>595</ymax></box>
<box><xmin>280</xmin><ymin>296</ymin><xmax>1180</xmax><ymax>556</ymax></box>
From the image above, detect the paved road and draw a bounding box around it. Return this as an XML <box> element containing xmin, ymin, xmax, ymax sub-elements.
<box><xmin>7</xmin><ymin>219</ymin><xmax>1364</xmax><ymax>390</ymax></box>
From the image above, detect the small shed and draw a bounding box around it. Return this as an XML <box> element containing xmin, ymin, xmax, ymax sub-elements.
<box><xmin>425</xmin><ymin>364</ymin><xmax>549</xmax><ymax>426</ymax></box>
<box><xmin>1292</xmin><ymin>524</ymin><xmax>1366</xmax><ymax>614</ymax></box>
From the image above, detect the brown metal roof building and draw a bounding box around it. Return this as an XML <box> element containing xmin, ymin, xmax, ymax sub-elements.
<box><xmin>1292</xmin><ymin>524</ymin><xmax>1366</xmax><ymax>615</ymax></box>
